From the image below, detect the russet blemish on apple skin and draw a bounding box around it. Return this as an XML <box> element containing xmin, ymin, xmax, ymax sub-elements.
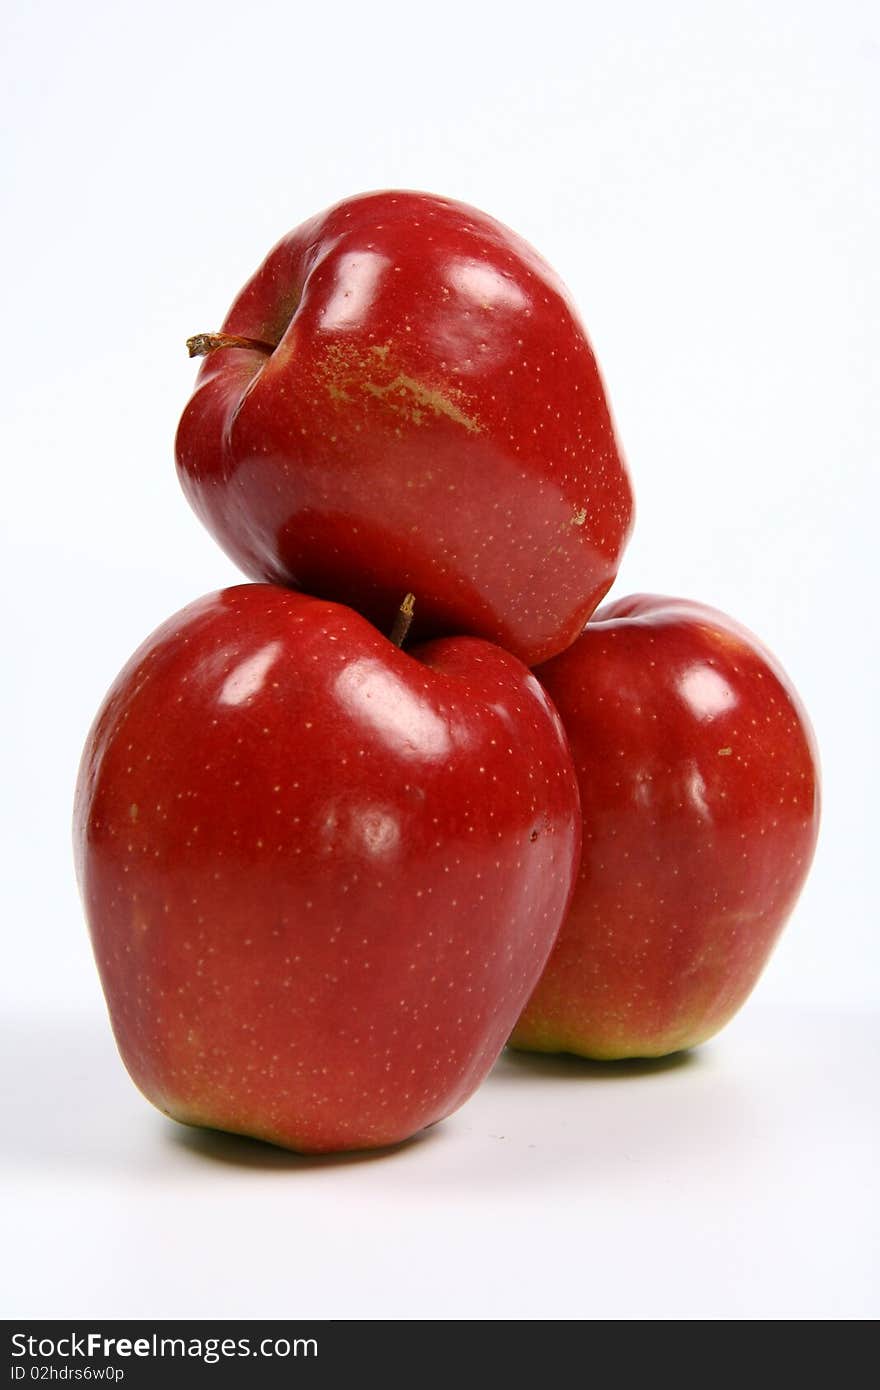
<box><xmin>318</xmin><ymin>337</ymin><xmax>484</xmax><ymax>435</ymax></box>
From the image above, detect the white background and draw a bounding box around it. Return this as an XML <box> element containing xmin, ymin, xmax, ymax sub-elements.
<box><xmin>2</xmin><ymin>0</ymin><xmax>877</xmax><ymax>1321</ymax></box>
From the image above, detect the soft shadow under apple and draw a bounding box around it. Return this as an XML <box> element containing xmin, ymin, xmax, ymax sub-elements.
<box><xmin>494</xmin><ymin>1045</ymin><xmax>700</xmax><ymax>1083</ymax></box>
<box><xmin>167</xmin><ymin>1116</ymin><xmax>444</xmax><ymax>1172</ymax></box>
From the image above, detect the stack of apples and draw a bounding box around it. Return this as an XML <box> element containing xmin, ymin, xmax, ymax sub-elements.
<box><xmin>74</xmin><ymin>191</ymin><xmax>820</xmax><ymax>1154</ymax></box>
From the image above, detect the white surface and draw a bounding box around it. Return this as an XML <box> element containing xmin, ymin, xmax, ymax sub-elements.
<box><xmin>1</xmin><ymin>0</ymin><xmax>877</xmax><ymax>1321</ymax></box>
<box><xmin>3</xmin><ymin>1005</ymin><xmax>877</xmax><ymax>1320</ymax></box>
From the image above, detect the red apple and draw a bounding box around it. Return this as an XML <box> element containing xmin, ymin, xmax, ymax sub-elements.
<box><xmin>74</xmin><ymin>584</ymin><xmax>581</xmax><ymax>1152</ymax></box>
<box><xmin>176</xmin><ymin>190</ymin><xmax>633</xmax><ymax>666</ymax></box>
<box><xmin>510</xmin><ymin>594</ymin><xmax>820</xmax><ymax>1059</ymax></box>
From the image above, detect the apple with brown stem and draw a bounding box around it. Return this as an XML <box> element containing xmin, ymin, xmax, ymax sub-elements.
<box><xmin>176</xmin><ymin>189</ymin><xmax>634</xmax><ymax>666</ymax></box>
<box><xmin>75</xmin><ymin>585</ymin><xmax>581</xmax><ymax>1151</ymax></box>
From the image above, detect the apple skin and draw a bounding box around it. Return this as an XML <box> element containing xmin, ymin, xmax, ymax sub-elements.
<box><xmin>175</xmin><ymin>190</ymin><xmax>633</xmax><ymax>666</ymax></box>
<box><xmin>74</xmin><ymin>584</ymin><xmax>581</xmax><ymax>1152</ymax></box>
<box><xmin>510</xmin><ymin>594</ymin><xmax>820</xmax><ymax>1059</ymax></box>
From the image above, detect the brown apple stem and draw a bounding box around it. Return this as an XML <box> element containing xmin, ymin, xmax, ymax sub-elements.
<box><xmin>186</xmin><ymin>332</ymin><xmax>277</xmax><ymax>359</ymax></box>
<box><xmin>390</xmin><ymin>593</ymin><xmax>416</xmax><ymax>649</ymax></box>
